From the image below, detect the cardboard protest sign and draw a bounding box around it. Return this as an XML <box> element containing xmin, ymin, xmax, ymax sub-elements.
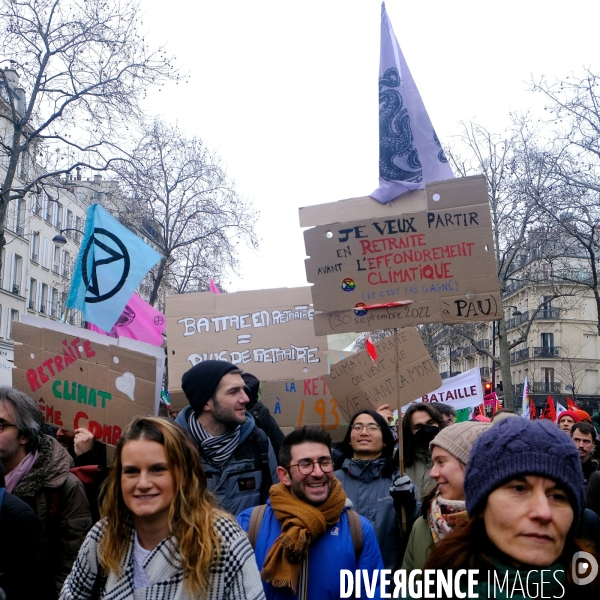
<box><xmin>260</xmin><ymin>376</ymin><xmax>346</xmax><ymax>442</ymax></box>
<box><xmin>401</xmin><ymin>368</ymin><xmax>483</xmax><ymax>413</ymax></box>
<box><xmin>166</xmin><ymin>287</ymin><xmax>328</xmax><ymax>408</ymax></box>
<box><xmin>324</xmin><ymin>328</ymin><xmax>441</xmax><ymax>422</ymax></box>
<box><xmin>301</xmin><ymin>176</ymin><xmax>501</xmax><ymax>335</ymax></box>
<box><xmin>12</xmin><ymin>316</ymin><xmax>164</xmax><ymax>445</ymax></box>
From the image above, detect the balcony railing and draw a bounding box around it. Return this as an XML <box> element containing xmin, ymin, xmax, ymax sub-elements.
<box><xmin>11</xmin><ymin>284</ymin><xmax>19</xmax><ymax>295</ymax></box>
<box><xmin>480</xmin><ymin>367</ymin><xmax>491</xmax><ymax>377</ymax></box>
<box><xmin>39</xmin><ymin>304</ymin><xmax>45</xmax><ymax>314</ymax></box>
<box><xmin>536</xmin><ymin>308</ymin><xmax>561</xmax><ymax>320</ymax></box>
<box><xmin>440</xmin><ymin>371</ymin><xmax>449</xmax><ymax>379</ymax></box>
<box><xmin>476</xmin><ymin>339</ymin><xmax>491</xmax><ymax>350</ymax></box>
<box><xmin>31</xmin><ymin>253</ymin><xmax>38</xmax><ymax>263</ymax></box>
<box><xmin>533</xmin><ymin>382</ymin><xmax>562</xmax><ymax>393</ymax></box>
<box><xmin>510</xmin><ymin>347</ymin><xmax>530</xmax><ymax>363</ymax></box>
<box><xmin>52</xmin><ymin>264</ymin><xmax>59</xmax><ymax>274</ymax></box>
<box><xmin>15</xmin><ymin>225</ymin><xmax>23</xmax><ymax>236</ymax></box>
<box><xmin>28</xmin><ymin>300</ymin><xmax>34</xmax><ymax>310</ymax></box>
<box><xmin>533</xmin><ymin>346</ymin><xmax>560</xmax><ymax>358</ymax></box>
<box><xmin>505</xmin><ymin>308</ymin><xmax>563</xmax><ymax>330</ymax></box>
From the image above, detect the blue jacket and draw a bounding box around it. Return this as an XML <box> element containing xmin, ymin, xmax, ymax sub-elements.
<box><xmin>176</xmin><ymin>406</ymin><xmax>279</xmax><ymax>515</ymax></box>
<box><xmin>237</xmin><ymin>501</ymin><xmax>384</xmax><ymax>600</ymax></box>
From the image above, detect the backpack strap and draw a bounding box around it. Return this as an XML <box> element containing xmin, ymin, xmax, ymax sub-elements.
<box><xmin>248</xmin><ymin>504</ymin><xmax>267</xmax><ymax>549</ymax></box>
<box><xmin>346</xmin><ymin>508</ymin><xmax>363</xmax><ymax>560</ymax></box>
<box><xmin>248</xmin><ymin>427</ymin><xmax>272</xmax><ymax>503</ymax></box>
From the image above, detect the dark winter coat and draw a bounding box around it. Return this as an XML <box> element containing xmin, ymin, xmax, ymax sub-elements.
<box><xmin>0</xmin><ymin>475</ymin><xmax>55</xmax><ymax>599</ymax></box>
<box><xmin>335</xmin><ymin>457</ymin><xmax>418</xmax><ymax>570</ymax></box>
<box><xmin>11</xmin><ymin>435</ymin><xmax>92</xmax><ymax>594</ymax></box>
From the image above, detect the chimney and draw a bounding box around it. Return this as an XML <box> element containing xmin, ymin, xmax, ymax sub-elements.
<box><xmin>93</xmin><ymin>174</ymin><xmax>102</xmax><ymax>183</ymax></box>
<box><xmin>2</xmin><ymin>69</ymin><xmax>19</xmax><ymax>88</ymax></box>
<box><xmin>76</xmin><ymin>167</ymin><xmax>81</xmax><ymax>181</ymax></box>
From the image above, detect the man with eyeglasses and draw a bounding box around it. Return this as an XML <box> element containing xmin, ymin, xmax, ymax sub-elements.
<box><xmin>238</xmin><ymin>425</ymin><xmax>383</xmax><ymax>599</ymax></box>
<box><xmin>175</xmin><ymin>360</ymin><xmax>279</xmax><ymax>515</ymax></box>
<box><xmin>571</xmin><ymin>421</ymin><xmax>599</xmax><ymax>487</ymax></box>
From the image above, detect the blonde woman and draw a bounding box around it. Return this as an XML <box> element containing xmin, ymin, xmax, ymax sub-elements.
<box><xmin>60</xmin><ymin>417</ymin><xmax>265</xmax><ymax>600</ymax></box>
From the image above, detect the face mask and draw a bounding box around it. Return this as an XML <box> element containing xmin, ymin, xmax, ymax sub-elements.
<box><xmin>414</xmin><ymin>424</ymin><xmax>439</xmax><ymax>447</ymax></box>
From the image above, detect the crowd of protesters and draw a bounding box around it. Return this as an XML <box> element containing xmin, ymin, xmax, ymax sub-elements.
<box><xmin>2</xmin><ymin>362</ymin><xmax>600</xmax><ymax>599</ymax></box>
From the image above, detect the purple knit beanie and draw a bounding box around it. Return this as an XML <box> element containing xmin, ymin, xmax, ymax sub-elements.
<box><xmin>464</xmin><ymin>417</ymin><xmax>585</xmax><ymax>519</ymax></box>
<box><xmin>181</xmin><ymin>360</ymin><xmax>240</xmax><ymax>417</ymax></box>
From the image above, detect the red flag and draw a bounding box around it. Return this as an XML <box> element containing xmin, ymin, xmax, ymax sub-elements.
<box><xmin>567</xmin><ymin>397</ymin><xmax>581</xmax><ymax>411</ymax></box>
<box><xmin>529</xmin><ymin>397</ymin><xmax>537</xmax><ymax>420</ymax></box>
<box><xmin>366</xmin><ymin>333</ymin><xmax>378</xmax><ymax>362</ymax></box>
<box><xmin>541</xmin><ymin>396</ymin><xmax>556</xmax><ymax>422</ymax></box>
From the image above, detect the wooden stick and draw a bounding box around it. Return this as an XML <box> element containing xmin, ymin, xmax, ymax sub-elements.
<box><xmin>394</xmin><ymin>327</ymin><xmax>407</xmax><ymax>532</ymax></box>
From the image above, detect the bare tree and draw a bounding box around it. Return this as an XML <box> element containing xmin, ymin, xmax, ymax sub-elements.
<box><xmin>445</xmin><ymin>121</ymin><xmax>578</xmax><ymax>409</ymax></box>
<box><xmin>0</xmin><ymin>0</ymin><xmax>179</xmax><ymax>276</ymax></box>
<box><xmin>114</xmin><ymin>120</ymin><xmax>258</xmax><ymax>306</ymax></box>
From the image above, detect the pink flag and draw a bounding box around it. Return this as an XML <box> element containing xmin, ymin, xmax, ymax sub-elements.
<box><xmin>87</xmin><ymin>293</ymin><xmax>166</xmax><ymax>346</ymax></box>
<box><xmin>209</xmin><ymin>278</ymin><xmax>221</xmax><ymax>294</ymax></box>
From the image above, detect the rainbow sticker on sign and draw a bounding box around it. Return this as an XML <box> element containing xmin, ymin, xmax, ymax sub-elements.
<box><xmin>341</xmin><ymin>278</ymin><xmax>356</xmax><ymax>292</ymax></box>
<box><xmin>354</xmin><ymin>303</ymin><xmax>368</xmax><ymax>317</ymax></box>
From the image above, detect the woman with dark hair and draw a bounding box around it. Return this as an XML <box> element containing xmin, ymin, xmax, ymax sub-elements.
<box><xmin>424</xmin><ymin>418</ymin><xmax>600</xmax><ymax>598</ymax></box>
<box><xmin>402</xmin><ymin>404</ymin><xmax>446</xmax><ymax>500</ymax></box>
<box><xmin>335</xmin><ymin>410</ymin><xmax>419</xmax><ymax>569</ymax></box>
<box><xmin>59</xmin><ymin>417</ymin><xmax>265</xmax><ymax>600</ymax></box>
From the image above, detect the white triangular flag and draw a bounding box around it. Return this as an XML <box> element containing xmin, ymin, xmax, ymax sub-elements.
<box><xmin>371</xmin><ymin>2</ymin><xmax>454</xmax><ymax>204</ymax></box>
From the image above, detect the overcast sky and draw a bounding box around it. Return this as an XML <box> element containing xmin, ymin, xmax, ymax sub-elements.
<box><xmin>140</xmin><ymin>0</ymin><xmax>600</xmax><ymax>293</ymax></box>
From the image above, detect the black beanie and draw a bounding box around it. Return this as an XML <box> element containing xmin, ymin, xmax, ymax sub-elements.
<box><xmin>242</xmin><ymin>372</ymin><xmax>260</xmax><ymax>408</ymax></box>
<box><xmin>181</xmin><ymin>360</ymin><xmax>239</xmax><ymax>417</ymax></box>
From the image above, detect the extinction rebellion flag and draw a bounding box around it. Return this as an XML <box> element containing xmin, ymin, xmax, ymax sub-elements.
<box><xmin>66</xmin><ymin>204</ymin><xmax>161</xmax><ymax>332</ymax></box>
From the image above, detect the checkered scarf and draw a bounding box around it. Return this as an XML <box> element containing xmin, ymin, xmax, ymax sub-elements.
<box><xmin>187</xmin><ymin>412</ymin><xmax>241</xmax><ymax>467</ymax></box>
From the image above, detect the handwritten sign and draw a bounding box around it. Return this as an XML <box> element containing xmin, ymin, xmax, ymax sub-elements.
<box><xmin>301</xmin><ymin>176</ymin><xmax>501</xmax><ymax>335</ymax></box>
<box><xmin>324</xmin><ymin>328</ymin><xmax>442</xmax><ymax>421</ymax></box>
<box><xmin>166</xmin><ymin>287</ymin><xmax>328</xmax><ymax>408</ymax></box>
<box><xmin>12</xmin><ymin>317</ymin><xmax>163</xmax><ymax>445</ymax></box>
<box><xmin>261</xmin><ymin>377</ymin><xmax>346</xmax><ymax>442</ymax></box>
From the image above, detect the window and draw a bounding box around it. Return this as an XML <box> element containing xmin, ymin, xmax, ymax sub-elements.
<box><xmin>52</xmin><ymin>245</ymin><xmax>60</xmax><ymax>274</ymax></box>
<box><xmin>74</xmin><ymin>216</ymin><xmax>82</xmax><ymax>243</ymax></box>
<box><xmin>14</xmin><ymin>199</ymin><xmax>24</xmax><ymax>235</ymax></box>
<box><xmin>66</xmin><ymin>209</ymin><xmax>73</xmax><ymax>237</ymax></box>
<box><xmin>7</xmin><ymin>309</ymin><xmax>18</xmax><ymax>340</ymax></box>
<box><xmin>541</xmin><ymin>333</ymin><xmax>554</xmax><ymax>348</ymax></box>
<box><xmin>11</xmin><ymin>254</ymin><xmax>22</xmax><ymax>295</ymax></box>
<box><xmin>49</xmin><ymin>287</ymin><xmax>57</xmax><ymax>317</ymax></box>
<box><xmin>31</xmin><ymin>232</ymin><xmax>39</xmax><ymax>263</ymax></box>
<box><xmin>61</xmin><ymin>250</ymin><xmax>70</xmax><ymax>278</ymax></box>
<box><xmin>28</xmin><ymin>278</ymin><xmax>37</xmax><ymax>310</ymax></box>
<box><xmin>44</xmin><ymin>195</ymin><xmax>53</xmax><ymax>222</ymax></box>
<box><xmin>55</xmin><ymin>202</ymin><xmax>62</xmax><ymax>229</ymax></box>
<box><xmin>40</xmin><ymin>283</ymin><xmax>48</xmax><ymax>314</ymax></box>
<box><xmin>543</xmin><ymin>367</ymin><xmax>554</xmax><ymax>386</ymax></box>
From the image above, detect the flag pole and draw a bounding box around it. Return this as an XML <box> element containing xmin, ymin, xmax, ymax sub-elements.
<box><xmin>394</xmin><ymin>327</ymin><xmax>407</xmax><ymax>532</ymax></box>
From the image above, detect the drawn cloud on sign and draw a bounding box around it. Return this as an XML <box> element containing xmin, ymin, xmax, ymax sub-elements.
<box><xmin>116</xmin><ymin>372</ymin><xmax>136</xmax><ymax>401</ymax></box>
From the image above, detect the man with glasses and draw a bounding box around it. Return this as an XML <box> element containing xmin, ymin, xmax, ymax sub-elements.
<box><xmin>176</xmin><ymin>360</ymin><xmax>279</xmax><ymax>515</ymax></box>
<box><xmin>0</xmin><ymin>386</ymin><xmax>91</xmax><ymax>595</ymax></box>
<box><xmin>238</xmin><ymin>426</ymin><xmax>383</xmax><ymax>599</ymax></box>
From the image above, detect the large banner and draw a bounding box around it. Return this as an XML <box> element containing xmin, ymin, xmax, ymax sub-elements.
<box><xmin>12</xmin><ymin>316</ymin><xmax>164</xmax><ymax>445</ymax></box>
<box><xmin>324</xmin><ymin>328</ymin><xmax>441</xmax><ymax>421</ymax></box>
<box><xmin>166</xmin><ymin>287</ymin><xmax>328</xmax><ymax>408</ymax></box>
<box><xmin>301</xmin><ymin>176</ymin><xmax>501</xmax><ymax>335</ymax></box>
<box><xmin>401</xmin><ymin>367</ymin><xmax>483</xmax><ymax>413</ymax></box>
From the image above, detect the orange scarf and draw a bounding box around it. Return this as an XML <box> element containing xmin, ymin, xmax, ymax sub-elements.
<box><xmin>261</xmin><ymin>479</ymin><xmax>347</xmax><ymax>593</ymax></box>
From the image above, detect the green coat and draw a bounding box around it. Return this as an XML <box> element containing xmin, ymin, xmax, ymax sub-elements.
<box><xmin>405</xmin><ymin>446</ymin><xmax>434</xmax><ymax>501</ymax></box>
<box><xmin>401</xmin><ymin>515</ymin><xmax>433</xmax><ymax>573</ymax></box>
